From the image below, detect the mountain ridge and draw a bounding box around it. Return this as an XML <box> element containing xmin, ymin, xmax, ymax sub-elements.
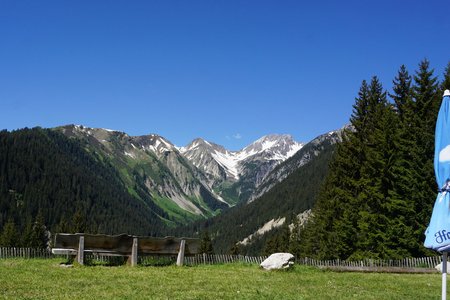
<box><xmin>174</xmin><ymin>126</ymin><xmax>345</xmax><ymax>254</ymax></box>
<box><xmin>56</xmin><ymin>124</ymin><xmax>306</xmax><ymax>221</ymax></box>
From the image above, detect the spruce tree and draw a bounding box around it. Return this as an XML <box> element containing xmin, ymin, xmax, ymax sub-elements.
<box><xmin>390</xmin><ymin>65</ymin><xmax>412</xmax><ymax>119</ymax></box>
<box><xmin>30</xmin><ymin>211</ymin><xmax>49</xmax><ymax>249</ymax></box>
<box><xmin>410</xmin><ymin>59</ymin><xmax>439</xmax><ymax>256</ymax></box>
<box><xmin>300</xmin><ymin>81</ymin><xmax>371</xmax><ymax>260</ymax></box>
<box><xmin>228</xmin><ymin>242</ymin><xmax>240</xmax><ymax>255</ymax></box>
<box><xmin>387</xmin><ymin>65</ymin><xmax>419</xmax><ymax>258</ymax></box>
<box><xmin>288</xmin><ymin>216</ymin><xmax>302</xmax><ymax>257</ymax></box>
<box><xmin>199</xmin><ymin>231</ymin><xmax>214</xmax><ymax>254</ymax></box>
<box><xmin>56</xmin><ymin>215</ymin><xmax>70</xmax><ymax>233</ymax></box>
<box><xmin>441</xmin><ymin>62</ymin><xmax>450</xmax><ymax>92</ymax></box>
<box><xmin>0</xmin><ymin>218</ymin><xmax>18</xmax><ymax>247</ymax></box>
<box><xmin>71</xmin><ymin>209</ymin><xmax>86</xmax><ymax>233</ymax></box>
<box><xmin>351</xmin><ymin>77</ymin><xmax>392</xmax><ymax>259</ymax></box>
<box><xmin>21</xmin><ymin>218</ymin><xmax>33</xmax><ymax>247</ymax></box>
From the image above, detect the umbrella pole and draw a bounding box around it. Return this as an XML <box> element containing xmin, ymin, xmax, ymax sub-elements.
<box><xmin>443</xmin><ymin>252</ymin><xmax>448</xmax><ymax>300</ymax></box>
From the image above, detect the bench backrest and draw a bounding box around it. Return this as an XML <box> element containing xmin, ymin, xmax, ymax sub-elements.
<box><xmin>54</xmin><ymin>233</ymin><xmax>201</xmax><ymax>256</ymax></box>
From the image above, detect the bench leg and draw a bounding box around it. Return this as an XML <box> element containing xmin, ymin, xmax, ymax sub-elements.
<box><xmin>176</xmin><ymin>239</ymin><xmax>186</xmax><ymax>266</ymax></box>
<box><xmin>130</xmin><ymin>237</ymin><xmax>138</xmax><ymax>267</ymax></box>
<box><xmin>77</xmin><ymin>236</ymin><xmax>84</xmax><ymax>265</ymax></box>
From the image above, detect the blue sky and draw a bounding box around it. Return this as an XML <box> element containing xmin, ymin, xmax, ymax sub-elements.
<box><xmin>1</xmin><ymin>1</ymin><xmax>449</xmax><ymax>150</ymax></box>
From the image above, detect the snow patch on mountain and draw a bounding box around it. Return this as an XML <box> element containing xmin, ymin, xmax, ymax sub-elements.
<box><xmin>102</xmin><ymin>128</ymin><xmax>118</xmax><ymax>132</ymax></box>
<box><xmin>181</xmin><ymin>134</ymin><xmax>303</xmax><ymax>182</ymax></box>
<box><xmin>211</xmin><ymin>151</ymin><xmax>240</xmax><ymax>180</ymax></box>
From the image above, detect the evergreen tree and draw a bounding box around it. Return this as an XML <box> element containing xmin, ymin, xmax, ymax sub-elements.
<box><xmin>228</xmin><ymin>242</ymin><xmax>240</xmax><ymax>255</ymax></box>
<box><xmin>300</xmin><ymin>81</ymin><xmax>371</xmax><ymax>259</ymax></box>
<box><xmin>262</xmin><ymin>236</ymin><xmax>278</xmax><ymax>256</ymax></box>
<box><xmin>0</xmin><ymin>218</ymin><xmax>18</xmax><ymax>247</ymax></box>
<box><xmin>277</xmin><ymin>224</ymin><xmax>290</xmax><ymax>252</ymax></box>
<box><xmin>56</xmin><ymin>215</ymin><xmax>70</xmax><ymax>233</ymax></box>
<box><xmin>199</xmin><ymin>231</ymin><xmax>214</xmax><ymax>254</ymax></box>
<box><xmin>390</xmin><ymin>65</ymin><xmax>412</xmax><ymax>119</ymax></box>
<box><xmin>288</xmin><ymin>216</ymin><xmax>302</xmax><ymax>257</ymax></box>
<box><xmin>441</xmin><ymin>62</ymin><xmax>450</xmax><ymax>92</ymax></box>
<box><xmin>409</xmin><ymin>59</ymin><xmax>439</xmax><ymax>256</ymax></box>
<box><xmin>387</xmin><ymin>65</ymin><xmax>420</xmax><ymax>258</ymax></box>
<box><xmin>352</xmin><ymin>77</ymin><xmax>393</xmax><ymax>259</ymax></box>
<box><xmin>30</xmin><ymin>211</ymin><xmax>49</xmax><ymax>249</ymax></box>
<box><xmin>71</xmin><ymin>209</ymin><xmax>86</xmax><ymax>233</ymax></box>
<box><xmin>21</xmin><ymin>218</ymin><xmax>33</xmax><ymax>247</ymax></box>
<box><xmin>300</xmin><ymin>76</ymin><xmax>417</xmax><ymax>260</ymax></box>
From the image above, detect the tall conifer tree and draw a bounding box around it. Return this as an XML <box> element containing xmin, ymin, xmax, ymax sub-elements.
<box><xmin>0</xmin><ymin>218</ymin><xmax>18</xmax><ymax>247</ymax></box>
<box><xmin>410</xmin><ymin>59</ymin><xmax>439</xmax><ymax>256</ymax></box>
<box><xmin>388</xmin><ymin>65</ymin><xmax>418</xmax><ymax>257</ymax></box>
<box><xmin>351</xmin><ymin>77</ymin><xmax>394</xmax><ymax>259</ymax></box>
<box><xmin>300</xmin><ymin>81</ymin><xmax>371</xmax><ymax>259</ymax></box>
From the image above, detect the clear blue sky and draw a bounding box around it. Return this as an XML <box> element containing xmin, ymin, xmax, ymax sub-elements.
<box><xmin>1</xmin><ymin>1</ymin><xmax>449</xmax><ymax>150</ymax></box>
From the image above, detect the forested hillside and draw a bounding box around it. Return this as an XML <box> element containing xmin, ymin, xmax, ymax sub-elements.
<box><xmin>298</xmin><ymin>60</ymin><xmax>450</xmax><ymax>260</ymax></box>
<box><xmin>174</xmin><ymin>130</ymin><xmax>338</xmax><ymax>255</ymax></box>
<box><xmin>0</xmin><ymin>128</ymin><xmax>167</xmax><ymax>246</ymax></box>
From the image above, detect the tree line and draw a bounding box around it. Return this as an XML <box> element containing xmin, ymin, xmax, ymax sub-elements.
<box><xmin>277</xmin><ymin>60</ymin><xmax>450</xmax><ymax>260</ymax></box>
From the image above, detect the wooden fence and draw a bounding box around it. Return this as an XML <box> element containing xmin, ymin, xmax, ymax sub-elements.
<box><xmin>0</xmin><ymin>247</ymin><xmax>54</xmax><ymax>259</ymax></box>
<box><xmin>184</xmin><ymin>254</ymin><xmax>269</xmax><ymax>265</ymax></box>
<box><xmin>0</xmin><ymin>247</ymin><xmax>443</xmax><ymax>269</ymax></box>
<box><xmin>297</xmin><ymin>256</ymin><xmax>442</xmax><ymax>269</ymax></box>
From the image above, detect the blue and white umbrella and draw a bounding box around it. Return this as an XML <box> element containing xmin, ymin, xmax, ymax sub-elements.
<box><xmin>425</xmin><ymin>89</ymin><xmax>450</xmax><ymax>300</ymax></box>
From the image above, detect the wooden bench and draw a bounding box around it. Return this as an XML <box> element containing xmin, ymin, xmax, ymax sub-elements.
<box><xmin>51</xmin><ymin>233</ymin><xmax>200</xmax><ymax>266</ymax></box>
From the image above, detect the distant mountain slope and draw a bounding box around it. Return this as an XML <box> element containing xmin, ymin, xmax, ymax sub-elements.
<box><xmin>0</xmin><ymin>127</ymin><xmax>166</xmax><ymax>235</ymax></box>
<box><xmin>180</xmin><ymin>134</ymin><xmax>303</xmax><ymax>204</ymax></box>
<box><xmin>248</xmin><ymin>128</ymin><xmax>345</xmax><ymax>202</ymax></box>
<box><xmin>57</xmin><ymin>125</ymin><xmax>228</xmax><ymax>222</ymax></box>
<box><xmin>0</xmin><ymin>124</ymin><xmax>336</xmax><ymax>242</ymax></box>
<box><xmin>174</xmin><ymin>128</ymin><xmax>343</xmax><ymax>254</ymax></box>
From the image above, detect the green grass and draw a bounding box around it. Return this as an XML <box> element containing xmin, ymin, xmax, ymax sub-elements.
<box><xmin>0</xmin><ymin>258</ymin><xmax>442</xmax><ymax>299</ymax></box>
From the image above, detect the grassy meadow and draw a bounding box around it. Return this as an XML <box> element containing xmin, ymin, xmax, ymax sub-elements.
<box><xmin>0</xmin><ymin>258</ymin><xmax>443</xmax><ymax>299</ymax></box>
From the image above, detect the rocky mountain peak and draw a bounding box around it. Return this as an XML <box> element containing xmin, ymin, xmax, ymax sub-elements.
<box><xmin>239</xmin><ymin>134</ymin><xmax>304</xmax><ymax>161</ymax></box>
<box><xmin>131</xmin><ymin>134</ymin><xmax>176</xmax><ymax>154</ymax></box>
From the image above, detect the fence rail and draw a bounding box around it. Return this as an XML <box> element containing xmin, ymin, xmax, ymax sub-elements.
<box><xmin>0</xmin><ymin>247</ymin><xmax>443</xmax><ymax>269</ymax></box>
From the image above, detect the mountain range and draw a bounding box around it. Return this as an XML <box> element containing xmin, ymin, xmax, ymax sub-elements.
<box><xmin>176</xmin><ymin>128</ymin><xmax>345</xmax><ymax>254</ymax></box>
<box><xmin>56</xmin><ymin>125</ymin><xmax>304</xmax><ymax>223</ymax></box>
<box><xmin>0</xmin><ymin>123</ymin><xmax>344</xmax><ymax>244</ymax></box>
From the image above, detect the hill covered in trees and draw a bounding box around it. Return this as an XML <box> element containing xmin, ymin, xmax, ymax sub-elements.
<box><xmin>0</xmin><ymin>128</ymin><xmax>168</xmax><ymax>246</ymax></box>
<box><xmin>296</xmin><ymin>60</ymin><xmax>450</xmax><ymax>260</ymax></box>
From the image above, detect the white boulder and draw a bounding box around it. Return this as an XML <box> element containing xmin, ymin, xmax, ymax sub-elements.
<box><xmin>260</xmin><ymin>253</ymin><xmax>295</xmax><ymax>270</ymax></box>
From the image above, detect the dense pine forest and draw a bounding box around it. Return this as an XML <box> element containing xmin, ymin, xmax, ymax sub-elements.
<box><xmin>287</xmin><ymin>60</ymin><xmax>450</xmax><ymax>260</ymax></box>
<box><xmin>0</xmin><ymin>128</ymin><xmax>167</xmax><ymax>247</ymax></box>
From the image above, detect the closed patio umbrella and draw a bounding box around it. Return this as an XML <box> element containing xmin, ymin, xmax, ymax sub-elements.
<box><xmin>425</xmin><ymin>89</ymin><xmax>450</xmax><ymax>300</ymax></box>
